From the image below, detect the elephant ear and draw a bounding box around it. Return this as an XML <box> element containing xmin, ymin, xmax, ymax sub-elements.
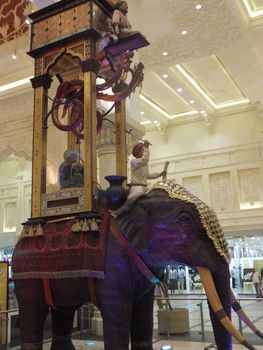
<box><xmin>148</xmin><ymin>181</ymin><xmax>230</xmax><ymax>263</ymax></box>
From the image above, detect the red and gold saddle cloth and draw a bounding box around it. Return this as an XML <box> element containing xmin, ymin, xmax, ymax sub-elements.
<box><xmin>12</xmin><ymin>212</ymin><xmax>110</xmax><ymax>280</ymax></box>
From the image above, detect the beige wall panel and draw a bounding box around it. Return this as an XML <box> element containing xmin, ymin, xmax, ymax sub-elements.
<box><xmin>182</xmin><ymin>176</ymin><xmax>203</xmax><ymax>200</ymax></box>
<box><xmin>209</xmin><ymin>172</ymin><xmax>232</xmax><ymax>212</ymax></box>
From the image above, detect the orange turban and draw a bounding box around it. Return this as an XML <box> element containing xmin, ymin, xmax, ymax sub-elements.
<box><xmin>132</xmin><ymin>142</ymin><xmax>144</xmax><ymax>158</ymax></box>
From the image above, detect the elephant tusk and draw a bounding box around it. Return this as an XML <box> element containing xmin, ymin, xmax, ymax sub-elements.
<box><xmin>230</xmin><ymin>290</ymin><xmax>263</xmax><ymax>339</ymax></box>
<box><xmin>197</xmin><ymin>267</ymin><xmax>257</xmax><ymax>350</ymax></box>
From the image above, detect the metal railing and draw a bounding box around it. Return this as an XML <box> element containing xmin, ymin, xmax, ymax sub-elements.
<box><xmin>1</xmin><ymin>296</ymin><xmax>263</xmax><ymax>348</ymax></box>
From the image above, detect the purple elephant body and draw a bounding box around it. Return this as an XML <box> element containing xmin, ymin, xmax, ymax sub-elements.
<box><xmin>13</xmin><ymin>185</ymin><xmax>259</xmax><ymax>350</ymax></box>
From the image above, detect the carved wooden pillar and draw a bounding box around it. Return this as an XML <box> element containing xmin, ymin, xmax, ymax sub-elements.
<box><xmin>115</xmin><ymin>100</ymin><xmax>127</xmax><ymax>179</ymax></box>
<box><xmin>30</xmin><ymin>73</ymin><xmax>52</xmax><ymax>217</ymax></box>
<box><xmin>80</xmin><ymin>38</ymin><xmax>101</xmax><ymax>211</ymax></box>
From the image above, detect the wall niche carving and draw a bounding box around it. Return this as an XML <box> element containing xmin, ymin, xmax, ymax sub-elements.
<box><xmin>209</xmin><ymin>172</ymin><xmax>232</xmax><ymax>212</ymax></box>
<box><xmin>182</xmin><ymin>176</ymin><xmax>203</xmax><ymax>200</ymax></box>
<box><xmin>238</xmin><ymin>168</ymin><xmax>262</xmax><ymax>203</ymax></box>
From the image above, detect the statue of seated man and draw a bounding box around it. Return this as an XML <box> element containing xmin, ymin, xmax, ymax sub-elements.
<box><xmin>112</xmin><ymin>1</ymin><xmax>132</xmax><ymax>37</ymax></box>
<box><xmin>59</xmin><ymin>149</ymin><xmax>84</xmax><ymax>189</ymax></box>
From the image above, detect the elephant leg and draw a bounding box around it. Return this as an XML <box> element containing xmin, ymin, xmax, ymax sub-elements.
<box><xmin>50</xmin><ymin>306</ymin><xmax>76</xmax><ymax>350</ymax></box>
<box><xmin>208</xmin><ymin>267</ymin><xmax>232</xmax><ymax>350</ymax></box>
<box><xmin>15</xmin><ymin>279</ymin><xmax>49</xmax><ymax>350</ymax></box>
<box><xmin>130</xmin><ymin>284</ymin><xmax>155</xmax><ymax>350</ymax></box>
<box><xmin>97</xmin><ymin>288</ymin><xmax>132</xmax><ymax>350</ymax></box>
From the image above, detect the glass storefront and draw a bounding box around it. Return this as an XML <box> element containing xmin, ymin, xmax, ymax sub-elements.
<box><xmin>0</xmin><ymin>246</ymin><xmax>18</xmax><ymax>310</ymax></box>
<box><xmin>227</xmin><ymin>236</ymin><xmax>263</xmax><ymax>295</ymax></box>
<box><xmin>165</xmin><ymin>236</ymin><xmax>263</xmax><ymax>295</ymax></box>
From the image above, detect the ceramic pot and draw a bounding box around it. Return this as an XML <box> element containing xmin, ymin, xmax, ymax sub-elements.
<box><xmin>104</xmin><ymin>175</ymin><xmax>127</xmax><ymax>210</ymax></box>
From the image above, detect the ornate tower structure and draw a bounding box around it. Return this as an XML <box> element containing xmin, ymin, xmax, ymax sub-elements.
<box><xmin>27</xmin><ymin>0</ymin><xmax>148</xmax><ymax>218</ymax></box>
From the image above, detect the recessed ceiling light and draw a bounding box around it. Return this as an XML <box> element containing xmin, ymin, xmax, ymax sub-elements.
<box><xmin>25</xmin><ymin>18</ymin><xmax>30</xmax><ymax>24</ymax></box>
<box><xmin>162</xmin><ymin>52</ymin><xmax>168</xmax><ymax>56</ymax></box>
<box><xmin>177</xmin><ymin>87</ymin><xmax>183</xmax><ymax>93</ymax></box>
<box><xmin>140</xmin><ymin>120</ymin><xmax>152</xmax><ymax>125</ymax></box>
<box><xmin>189</xmin><ymin>100</ymin><xmax>195</xmax><ymax>104</ymax></box>
<box><xmin>200</xmin><ymin>110</ymin><xmax>206</xmax><ymax>114</ymax></box>
<box><xmin>12</xmin><ymin>53</ymin><xmax>17</xmax><ymax>59</ymax></box>
<box><xmin>162</xmin><ymin>74</ymin><xmax>168</xmax><ymax>78</ymax></box>
<box><xmin>0</xmin><ymin>76</ymin><xmax>33</xmax><ymax>93</ymax></box>
<box><xmin>140</xmin><ymin>111</ymin><xmax>145</xmax><ymax>115</ymax></box>
<box><xmin>196</xmin><ymin>4</ymin><xmax>202</xmax><ymax>10</ymax></box>
<box><xmin>175</xmin><ymin>64</ymin><xmax>250</xmax><ymax>109</ymax></box>
<box><xmin>181</xmin><ymin>30</ymin><xmax>188</xmax><ymax>35</ymax></box>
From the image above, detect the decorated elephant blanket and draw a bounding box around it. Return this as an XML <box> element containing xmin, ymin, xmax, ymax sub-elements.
<box><xmin>12</xmin><ymin>212</ymin><xmax>110</xmax><ymax>280</ymax></box>
<box><xmin>148</xmin><ymin>181</ymin><xmax>230</xmax><ymax>263</ymax></box>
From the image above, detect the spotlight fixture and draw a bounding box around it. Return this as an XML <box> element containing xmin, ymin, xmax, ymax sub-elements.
<box><xmin>181</xmin><ymin>30</ymin><xmax>188</xmax><ymax>35</ymax></box>
<box><xmin>162</xmin><ymin>52</ymin><xmax>168</xmax><ymax>56</ymax></box>
<box><xmin>162</xmin><ymin>74</ymin><xmax>168</xmax><ymax>78</ymax></box>
<box><xmin>200</xmin><ymin>110</ymin><xmax>206</xmax><ymax>114</ymax></box>
<box><xmin>25</xmin><ymin>18</ymin><xmax>30</xmax><ymax>24</ymax></box>
<box><xmin>140</xmin><ymin>111</ymin><xmax>145</xmax><ymax>115</ymax></box>
<box><xmin>196</xmin><ymin>4</ymin><xmax>202</xmax><ymax>10</ymax></box>
<box><xmin>177</xmin><ymin>87</ymin><xmax>183</xmax><ymax>93</ymax></box>
<box><xmin>12</xmin><ymin>52</ymin><xmax>17</xmax><ymax>60</ymax></box>
<box><xmin>189</xmin><ymin>100</ymin><xmax>195</xmax><ymax>104</ymax></box>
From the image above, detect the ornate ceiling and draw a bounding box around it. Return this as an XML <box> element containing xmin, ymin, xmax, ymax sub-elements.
<box><xmin>1</xmin><ymin>0</ymin><xmax>263</xmax><ymax>133</ymax></box>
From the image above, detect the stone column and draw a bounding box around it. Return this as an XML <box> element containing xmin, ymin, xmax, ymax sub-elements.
<box><xmin>97</xmin><ymin>115</ymin><xmax>145</xmax><ymax>189</ymax></box>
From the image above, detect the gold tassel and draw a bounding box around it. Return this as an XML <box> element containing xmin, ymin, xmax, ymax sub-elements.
<box><xmin>90</xmin><ymin>218</ymin><xmax>99</xmax><ymax>231</ymax></box>
<box><xmin>82</xmin><ymin>219</ymin><xmax>90</xmax><ymax>232</ymax></box>
<box><xmin>72</xmin><ymin>220</ymin><xmax>81</xmax><ymax>232</ymax></box>
<box><xmin>36</xmin><ymin>224</ymin><xmax>44</xmax><ymax>236</ymax></box>
<box><xmin>20</xmin><ymin>225</ymin><xmax>28</xmax><ymax>238</ymax></box>
<box><xmin>28</xmin><ymin>225</ymin><xmax>35</xmax><ymax>237</ymax></box>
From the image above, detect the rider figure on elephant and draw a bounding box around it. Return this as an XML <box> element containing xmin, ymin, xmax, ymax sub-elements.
<box><xmin>114</xmin><ymin>140</ymin><xmax>166</xmax><ymax>216</ymax></box>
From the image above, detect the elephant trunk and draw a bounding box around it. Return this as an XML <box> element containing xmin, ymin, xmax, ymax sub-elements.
<box><xmin>197</xmin><ymin>267</ymin><xmax>257</xmax><ymax>350</ymax></box>
<box><xmin>230</xmin><ymin>290</ymin><xmax>263</xmax><ymax>340</ymax></box>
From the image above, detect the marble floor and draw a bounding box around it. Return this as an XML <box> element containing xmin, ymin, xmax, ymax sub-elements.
<box><xmin>40</xmin><ymin>295</ymin><xmax>263</xmax><ymax>350</ymax></box>
<box><xmin>7</xmin><ymin>293</ymin><xmax>263</xmax><ymax>350</ymax></box>
<box><xmin>42</xmin><ymin>339</ymin><xmax>263</xmax><ymax>350</ymax></box>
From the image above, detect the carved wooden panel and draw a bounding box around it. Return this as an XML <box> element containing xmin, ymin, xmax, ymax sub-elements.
<box><xmin>93</xmin><ymin>3</ymin><xmax>112</xmax><ymax>33</ymax></box>
<box><xmin>238</xmin><ymin>168</ymin><xmax>262</xmax><ymax>203</ymax></box>
<box><xmin>35</xmin><ymin>57</ymin><xmax>44</xmax><ymax>76</ymax></box>
<box><xmin>209</xmin><ymin>172</ymin><xmax>232</xmax><ymax>212</ymax></box>
<box><xmin>32</xmin><ymin>2</ymin><xmax>91</xmax><ymax>50</ymax></box>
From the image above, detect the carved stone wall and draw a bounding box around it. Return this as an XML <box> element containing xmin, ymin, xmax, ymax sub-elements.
<box><xmin>149</xmin><ymin>142</ymin><xmax>263</xmax><ymax>236</ymax></box>
<box><xmin>182</xmin><ymin>176</ymin><xmax>203</xmax><ymax>200</ymax></box>
<box><xmin>209</xmin><ymin>172</ymin><xmax>232</xmax><ymax>212</ymax></box>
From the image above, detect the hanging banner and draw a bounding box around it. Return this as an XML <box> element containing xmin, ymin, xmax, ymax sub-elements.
<box><xmin>0</xmin><ymin>262</ymin><xmax>8</xmax><ymax>345</ymax></box>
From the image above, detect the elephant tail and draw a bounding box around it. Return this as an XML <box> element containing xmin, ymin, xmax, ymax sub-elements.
<box><xmin>197</xmin><ymin>266</ymin><xmax>257</xmax><ymax>350</ymax></box>
<box><xmin>230</xmin><ymin>290</ymin><xmax>263</xmax><ymax>340</ymax></box>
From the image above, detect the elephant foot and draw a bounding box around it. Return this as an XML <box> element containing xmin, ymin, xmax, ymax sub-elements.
<box><xmin>50</xmin><ymin>341</ymin><xmax>75</xmax><ymax>350</ymax></box>
<box><xmin>50</xmin><ymin>336</ymin><xmax>75</xmax><ymax>350</ymax></box>
<box><xmin>21</xmin><ymin>342</ymin><xmax>43</xmax><ymax>350</ymax></box>
<box><xmin>131</xmin><ymin>340</ymin><xmax>153</xmax><ymax>350</ymax></box>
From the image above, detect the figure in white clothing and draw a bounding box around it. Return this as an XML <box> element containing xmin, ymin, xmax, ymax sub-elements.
<box><xmin>177</xmin><ymin>266</ymin><xmax>185</xmax><ymax>293</ymax></box>
<box><xmin>251</xmin><ymin>268</ymin><xmax>262</xmax><ymax>298</ymax></box>
<box><xmin>112</xmin><ymin>1</ymin><xmax>132</xmax><ymax>37</ymax></box>
<box><xmin>114</xmin><ymin>140</ymin><xmax>166</xmax><ymax>216</ymax></box>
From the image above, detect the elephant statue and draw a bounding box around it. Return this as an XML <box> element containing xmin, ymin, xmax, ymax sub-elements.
<box><xmin>13</xmin><ymin>181</ymin><xmax>262</xmax><ymax>350</ymax></box>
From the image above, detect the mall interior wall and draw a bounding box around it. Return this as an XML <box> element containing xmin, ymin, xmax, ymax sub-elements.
<box><xmin>0</xmin><ymin>106</ymin><xmax>263</xmax><ymax>251</ymax></box>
